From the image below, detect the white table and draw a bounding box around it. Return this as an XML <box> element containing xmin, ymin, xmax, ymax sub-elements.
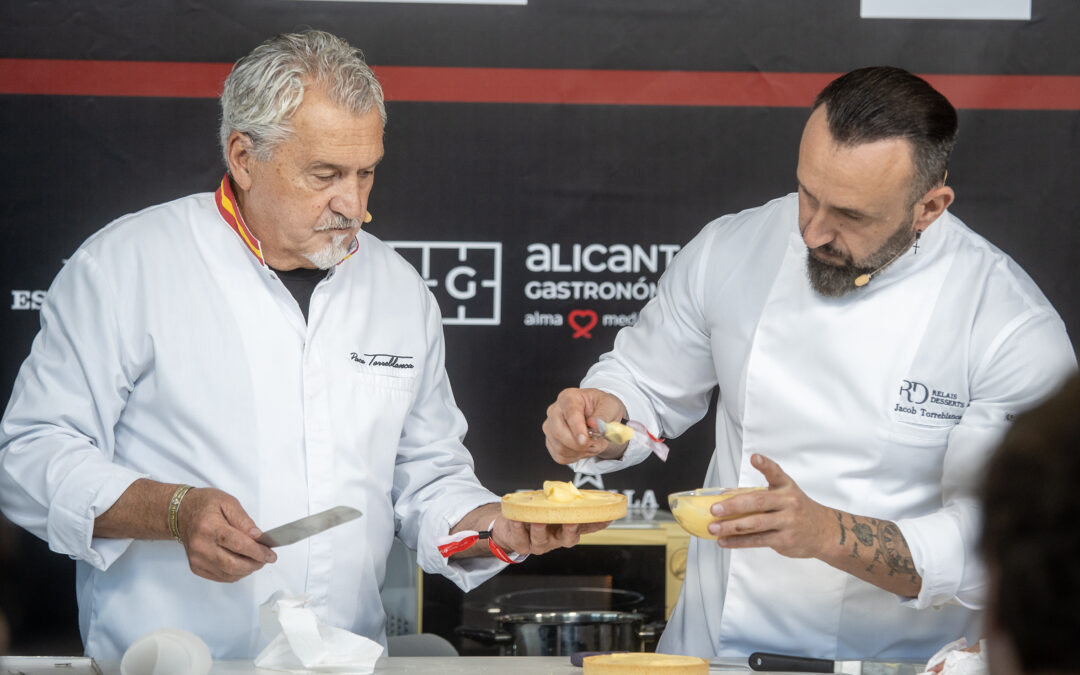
<box><xmin>84</xmin><ymin>655</ymin><xmax>753</xmax><ymax>674</ymax></box>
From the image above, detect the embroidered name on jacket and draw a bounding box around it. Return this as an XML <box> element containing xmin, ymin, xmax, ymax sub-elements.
<box><xmin>350</xmin><ymin>352</ymin><xmax>415</xmax><ymax>369</ymax></box>
<box><xmin>893</xmin><ymin>379</ymin><xmax>968</xmax><ymax>421</ymax></box>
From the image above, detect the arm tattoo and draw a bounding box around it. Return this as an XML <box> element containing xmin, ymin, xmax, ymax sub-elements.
<box><xmin>834</xmin><ymin>511</ymin><xmax>917</xmax><ymax>581</ymax></box>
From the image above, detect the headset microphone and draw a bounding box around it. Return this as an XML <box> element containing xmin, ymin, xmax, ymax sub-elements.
<box><xmin>853</xmin><ymin>230</ymin><xmax>921</xmax><ymax>288</ymax></box>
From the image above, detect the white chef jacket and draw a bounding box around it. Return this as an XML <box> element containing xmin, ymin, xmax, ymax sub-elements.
<box><xmin>0</xmin><ymin>180</ymin><xmax>506</xmax><ymax>659</ymax></box>
<box><xmin>574</xmin><ymin>194</ymin><xmax>1075</xmax><ymax>660</ymax></box>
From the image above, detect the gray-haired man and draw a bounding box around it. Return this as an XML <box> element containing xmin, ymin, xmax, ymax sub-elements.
<box><xmin>0</xmin><ymin>30</ymin><xmax>600</xmax><ymax>659</ymax></box>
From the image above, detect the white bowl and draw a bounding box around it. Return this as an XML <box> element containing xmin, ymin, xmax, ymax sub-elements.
<box><xmin>120</xmin><ymin>628</ymin><xmax>212</xmax><ymax>675</ymax></box>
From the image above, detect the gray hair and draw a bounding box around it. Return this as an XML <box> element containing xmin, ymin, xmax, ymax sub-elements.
<box><xmin>219</xmin><ymin>29</ymin><xmax>386</xmax><ymax>168</ymax></box>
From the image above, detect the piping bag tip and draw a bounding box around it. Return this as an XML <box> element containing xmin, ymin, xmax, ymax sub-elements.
<box><xmin>591</xmin><ymin>418</ymin><xmax>670</xmax><ymax>462</ymax></box>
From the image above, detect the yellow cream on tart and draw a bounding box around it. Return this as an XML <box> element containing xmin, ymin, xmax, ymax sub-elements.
<box><xmin>501</xmin><ymin>481</ymin><xmax>627</xmax><ymax>523</ymax></box>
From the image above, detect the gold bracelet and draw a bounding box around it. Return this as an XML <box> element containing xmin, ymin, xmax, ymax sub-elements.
<box><xmin>168</xmin><ymin>484</ymin><xmax>194</xmax><ymax>543</ymax></box>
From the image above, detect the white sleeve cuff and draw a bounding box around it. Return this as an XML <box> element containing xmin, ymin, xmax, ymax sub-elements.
<box><xmin>47</xmin><ymin>464</ymin><xmax>147</xmax><ymax>570</ymax></box>
<box><xmin>895</xmin><ymin>509</ymin><xmax>965</xmax><ymax>610</ymax></box>
<box><xmin>415</xmin><ymin>492</ymin><xmax>509</xmax><ymax>592</ymax></box>
<box><xmin>571</xmin><ymin>442</ymin><xmax>651</xmax><ymax>475</ymax></box>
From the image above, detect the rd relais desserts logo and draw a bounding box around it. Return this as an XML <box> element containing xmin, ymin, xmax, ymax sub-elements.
<box><xmin>522</xmin><ymin>242</ymin><xmax>681</xmax><ymax>339</ymax></box>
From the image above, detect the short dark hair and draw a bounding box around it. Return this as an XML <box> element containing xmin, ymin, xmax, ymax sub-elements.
<box><xmin>813</xmin><ymin>66</ymin><xmax>957</xmax><ymax>203</ymax></box>
<box><xmin>980</xmin><ymin>373</ymin><xmax>1080</xmax><ymax>672</ymax></box>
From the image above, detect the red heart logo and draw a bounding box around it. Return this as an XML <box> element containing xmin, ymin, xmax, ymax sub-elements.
<box><xmin>568</xmin><ymin>309</ymin><xmax>598</xmax><ymax>339</ymax></box>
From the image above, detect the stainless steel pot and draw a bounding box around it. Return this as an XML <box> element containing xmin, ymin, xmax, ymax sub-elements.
<box><xmin>456</xmin><ymin>610</ymin><xmax>658</xmax><ymax>656</ymax></box>
<box><xmin>489</xmin><ymin>587</ymin><xmax>645</xmax><ymax>614</ymax></box>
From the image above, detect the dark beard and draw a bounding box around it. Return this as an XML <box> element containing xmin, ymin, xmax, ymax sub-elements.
<box><xmin>806</xmin><ymin>218</ymin><xmax>915</xmax><ymax>297</ymax></box>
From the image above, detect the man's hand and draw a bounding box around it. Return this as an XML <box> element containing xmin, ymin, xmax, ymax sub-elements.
<box><xmin>94</xmin><ymin>479</ymin><xmax>276</xmax><ymax>583</ymax></box>
<box><xmin>708</xmin><ymin>454</ymin><xmax>922</xmax><ymax>597</ymax></box>
<box><xmin>175</xmin><ymin>487</ymin><xmax>277</xmax><ymax>582</ymax></box>
<box><xmin>490</xmin><ymin>517</ymin><xmax>611</xmax><ymax>556</ymax></box>
<box><xmin>707</xmin><ymin>454</ymin><xmax>833</xmax><ymax>558</ymax></box>
<box><xmin>543</xmin><ymin>387</ymin><xmax>628</xmax><ymax>464</ymax></box>
<box><xmin>450</xmin><ymin>502</ymin><xmax>610</xmax><ymax>559</ymax></box>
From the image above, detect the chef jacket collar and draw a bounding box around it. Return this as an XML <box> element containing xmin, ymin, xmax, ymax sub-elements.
<box><xmin>214</xmin><ymin>174</ymin><xmax>360</xmax><ymax>268</ymax></box>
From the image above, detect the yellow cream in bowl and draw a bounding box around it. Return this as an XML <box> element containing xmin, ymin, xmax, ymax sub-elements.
<box><xmin>669</xmin><ymin>487</ymin><xmax>766</xmax><ymax>538</ymax></box>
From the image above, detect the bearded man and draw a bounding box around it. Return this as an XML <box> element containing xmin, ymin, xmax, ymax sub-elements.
<box><xmin>542</xmin><ymin>67</ymin><xmax>1076</xmax><ymax>660</ymax></box>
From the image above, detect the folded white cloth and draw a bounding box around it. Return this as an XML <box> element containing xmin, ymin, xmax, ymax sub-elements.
<box><xmin>254</xmin><ymin>592</ymin><xmax>384</xmax><ymax>673</ymax></box>
<box><xmin>922</xmin><ymin>637</ymin><xmax>988</xmax><ymax>675</ymax></box>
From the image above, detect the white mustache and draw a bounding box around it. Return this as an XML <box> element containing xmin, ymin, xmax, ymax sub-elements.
<box><xmin>315</xmin><ymin>214</ymin><xmax>359</xmax><ymax>232</ymax></box>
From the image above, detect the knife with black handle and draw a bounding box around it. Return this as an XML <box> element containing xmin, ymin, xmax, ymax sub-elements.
<box><xmin>750</xmin><ymin>653</ymin><xmax>835</xmax><ymax>672</ymax></box>
<box><xmin>749</xmin><ymin>651</ymin><xmax>922</xmax><ymax>675</ymax></box>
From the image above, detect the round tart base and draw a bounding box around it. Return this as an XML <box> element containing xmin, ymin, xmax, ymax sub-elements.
<box><xmin>583</xmin><ymin>653</ymin><xmax>709</xmax><ymax>674</ymax></box>
<box><xmin>501</xmin><ymin>489</ymin><xmax>627</xmax><ymax>523</ymax></box>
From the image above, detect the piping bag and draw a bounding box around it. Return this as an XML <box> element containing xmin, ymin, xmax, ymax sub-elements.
<box><xmin>590</xmin><ymin>418</ymin><xmax>670</xmax><ymax>462</ymax></box>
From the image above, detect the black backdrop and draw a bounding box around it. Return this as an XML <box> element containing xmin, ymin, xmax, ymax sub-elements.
<box><xmin>1</xmin><ymin>0</ymin><xmax>1077</xmax><ymax>654</ymax></box>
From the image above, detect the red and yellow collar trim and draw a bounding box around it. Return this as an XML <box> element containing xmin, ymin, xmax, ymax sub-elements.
<box><xmin>215</xmin><ymin>175</ymin><xmax>266</xmax><ymax>266</ymax></box>
<box><xmin>340</xmin><ymin>231</ymin><xmax>361</xmax><ymax>264</ymax></box>
<box><xmin>214</xmin><ymin>174</ymin><xmax>360</xmax><ymax>267</ymax></box>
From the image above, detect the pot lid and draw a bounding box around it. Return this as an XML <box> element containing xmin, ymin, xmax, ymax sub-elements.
<box><xmin>496</xmin><ymin>610</ymin><xmax>644</xmax><ymax>625</ymax></box>
<box><xmin>489</xmin><ymin>586</ymin><xmax>645</xmax><ymax>613</ymax></box>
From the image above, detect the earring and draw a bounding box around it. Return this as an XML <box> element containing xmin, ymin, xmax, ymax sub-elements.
<box><xmin>364</xmin><ymin>211</ymin><xmax>373</xmax><ymax>224</ymax></box>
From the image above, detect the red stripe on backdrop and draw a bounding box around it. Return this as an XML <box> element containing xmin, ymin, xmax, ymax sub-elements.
<box><xmin>373</xmin><ymin>67</ymin><xmax>839</xmax><ymax>107</ymax></box>
<box><xmin>0</xmin><ymin>59</ymin><xmax>233</xmax><ymax>98</ymax></box>
<box><xmin>1</xmin><ymin>59</ymin><xmax>1080</xmax><ymax>110</ymax></box>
